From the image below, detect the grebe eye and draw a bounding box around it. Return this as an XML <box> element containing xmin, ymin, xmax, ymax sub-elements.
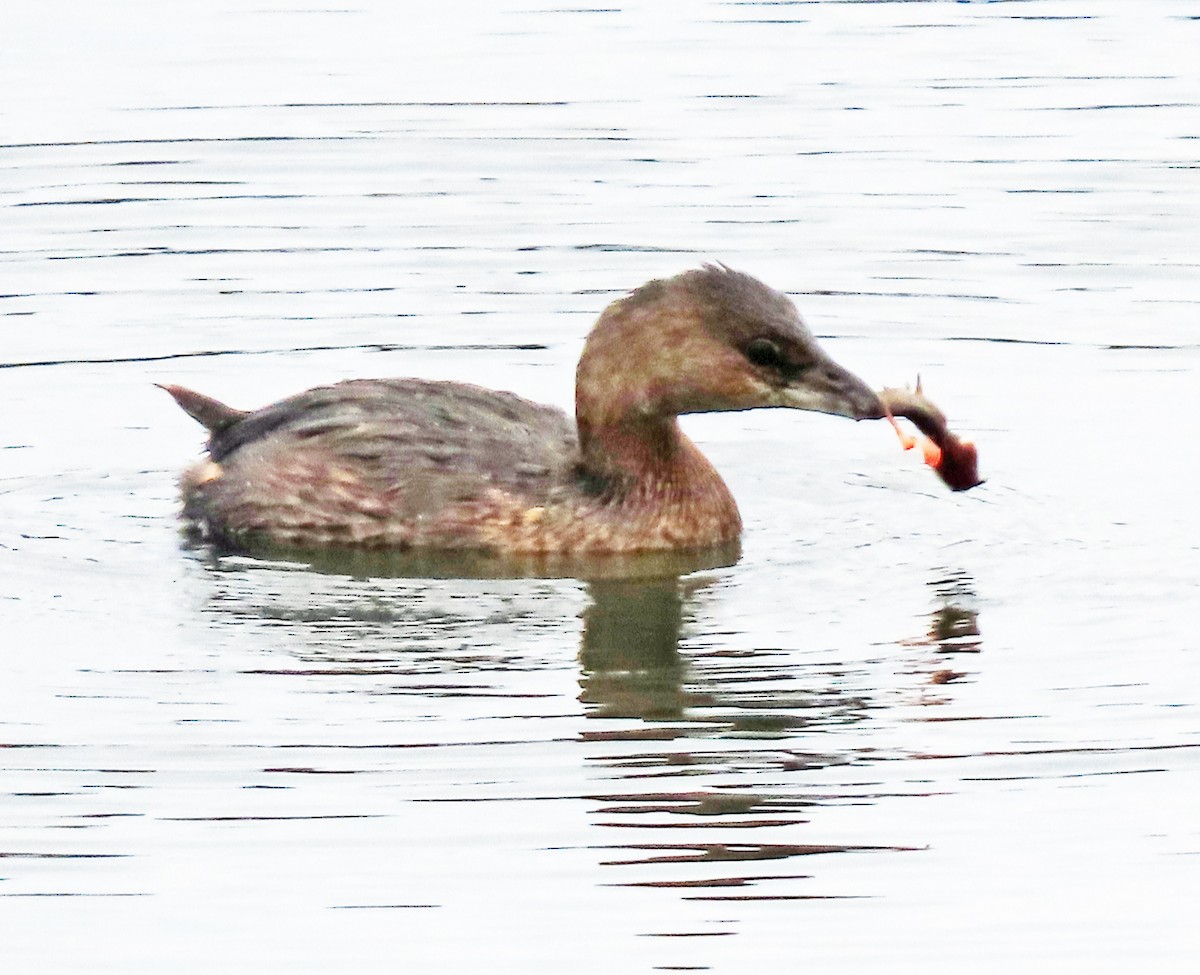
<box><xmin>746</xmin><ymin>337</ymin><xmax>785</xmax><ymax>370</ymax></box>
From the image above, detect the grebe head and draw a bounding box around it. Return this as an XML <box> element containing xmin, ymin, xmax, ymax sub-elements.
<box><xmin>576</xmin><ymin>265</ymin><xmax>883</xmax><ymax>428</ymax></box>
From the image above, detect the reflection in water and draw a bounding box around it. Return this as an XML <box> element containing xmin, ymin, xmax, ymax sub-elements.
<box><xmin>184</xmin><ymin>552</ymin><xmax>980</xmax><ymax>916</ymax></box>
<box><xmin>575</xmin><ymin>569</ymin><xmax>979</xmax><ymax>904</ymax></box>
<box><xmin>197</xmin><ymin>537</ymin><xmax>742</xmax><ymax>583</ymax></box>
<box><xmin>901</xmin><ymin>568</ymin><xmax>984</xmax><ymax>695</ymax></box>
<box><xmin>927</xmin><ymin>568</ymin><xmax>982</xmax><ymax>655</ymax></box>
<box><xmin>579</xmin><ymin>578</ymin><xmax>691</xmax><ymax>722</ymax></box>
<box><xmin>579</xmin><ymin>575</ymin><xmax>886</xmax><ymax>740</ymax></box>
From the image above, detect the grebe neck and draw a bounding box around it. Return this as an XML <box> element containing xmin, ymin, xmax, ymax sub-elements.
<box><xmin>575</xmin><ymin>413</ymin><xmax>739</xmax><ymax>528</ymax></box>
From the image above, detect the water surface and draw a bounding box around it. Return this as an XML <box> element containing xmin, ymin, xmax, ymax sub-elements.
<box><xmin>3</xmin><ymin>2</ymin><xmax>1198</xmax><ymax>972</ymax></box>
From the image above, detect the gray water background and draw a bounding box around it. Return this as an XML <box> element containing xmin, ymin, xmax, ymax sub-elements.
<box><xmin>3</xmin><ymin>1</ymin><xmax>1199</xmax><ymax>971</ymax></box>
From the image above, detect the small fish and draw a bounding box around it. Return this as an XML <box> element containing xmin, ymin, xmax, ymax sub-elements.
<box><xmin>879</xmin><ymin>379</ymin><xmax>983</xmax><ymax>492</ymax></box>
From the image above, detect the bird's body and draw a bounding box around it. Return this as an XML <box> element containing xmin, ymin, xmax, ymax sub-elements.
<box><xmin>165</xmin><ymin>266</ymin><xmax>883</xmax><ymax>554</ymax></box>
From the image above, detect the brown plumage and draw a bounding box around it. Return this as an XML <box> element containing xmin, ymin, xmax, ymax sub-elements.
<box><xmin>163</xmin><ymin>266</ymin><xmax>884</xmax><ymax>553</ymax></box>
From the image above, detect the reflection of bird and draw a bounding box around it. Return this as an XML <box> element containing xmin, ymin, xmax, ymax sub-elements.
<box><xmin>163</xmin><ymin>266</ymin><xmax>881</xmax><ymax>553</ymax></box>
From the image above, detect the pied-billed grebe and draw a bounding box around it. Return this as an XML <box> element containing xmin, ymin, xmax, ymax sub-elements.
<box><xmin>163</xmin><ymin>266</ymin><xmax>883</xmax><ymax>553</ymax></box>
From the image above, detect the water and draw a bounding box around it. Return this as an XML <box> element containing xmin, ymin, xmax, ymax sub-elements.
<box><xmin>3</xmin><ymin>1</ymin><xmax>1199</xmax><ymax>971</ymax></box>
